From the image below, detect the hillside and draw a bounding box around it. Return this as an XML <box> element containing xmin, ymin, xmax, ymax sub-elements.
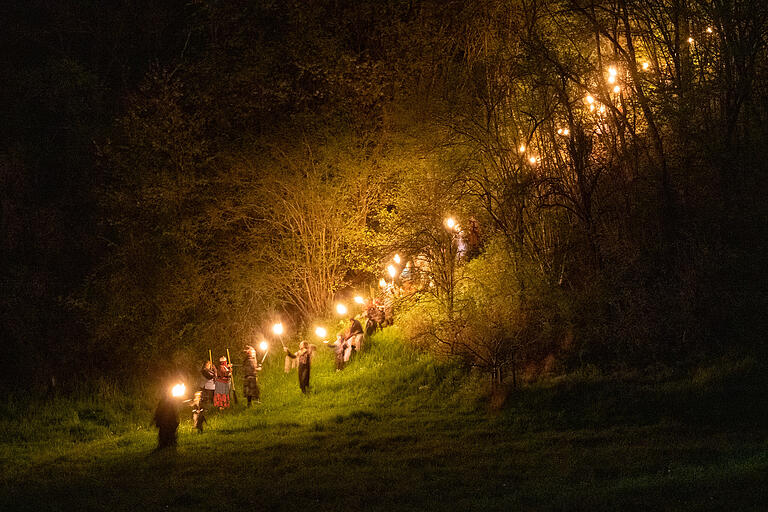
<box><xmin>1</xmin><ymin>330</ymin><xmax>766</xmax><ymax>511</ymax></box>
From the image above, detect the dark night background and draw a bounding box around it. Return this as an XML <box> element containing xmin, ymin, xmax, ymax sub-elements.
<box><xmin>2</xmin><ymin>0</ymin><xmax>768</xmax><ymax>387</ymax></box>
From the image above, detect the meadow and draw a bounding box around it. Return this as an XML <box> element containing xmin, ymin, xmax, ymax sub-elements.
<box><xmin>1</xmin><ymin>330</ymin><xmax>766</xmax><ymax>511</ymax></box>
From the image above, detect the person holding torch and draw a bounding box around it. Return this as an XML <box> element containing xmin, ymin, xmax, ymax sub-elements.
<box><xmin>242</xmin><ymin>345</ymin><xmax>262</xmax><ymax>407</ymax></box>
<box><xmin>284</xmin><ymin>341</ymin><xmax>313</xmax><ymax>394</ymax></box>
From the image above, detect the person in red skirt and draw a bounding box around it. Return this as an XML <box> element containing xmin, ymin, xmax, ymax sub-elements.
<box><xmin>213</xmin><ymin>356</ymin><xmax>232</xmax><ymax>409</ymax></box>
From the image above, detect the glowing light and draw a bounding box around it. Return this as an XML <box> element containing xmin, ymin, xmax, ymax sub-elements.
<box><xmin>259</xmin><ymin>341</ymin><xmax>268</xmax><ymax>352</ymax></box>
<box><xmin>586</xmin><ymin>95</ymin><xmax>594</xmax><ymax>104</ymax></box>
<box><xmin>642</xmin><ymin>62</ymin><xmax>650</xmax><ymax>71</ymax></box>
<box><xmin>607</xmin><ymin>75</ymin><xmax>616</xmax><ymax>84</ymax></box>
<box><xmin>444</xmin><ymin>217</ymin><xmax>456</xmax><ymax>230</ymax></box>
<box><xmin>315</xmin><ymin>327</ymin><xmax>327</xmax><ymax>338</ymax></box>
<box><xmin>518</xmin><ymin>144</ymin><xmax>526</xmax><ymax>153</ymax></box>
<box><xmin>387</xmin><ymin>264</ymin><xmax>397</xmax><ymax>278</ymax></box>
<box><xmin>354</xmin><ymin>295</ymin><xmax>364</xmax><ymax>304</ymax></box>
<box><xmin>379</xmin><ymin>278</ymin><xmax>387</xmax><ymax>288</ymax></box>
<box><xmin>589</xmin><ymin>104</ymin><xmax>595</xmax><ymax>112</ymax></box>
<box><xmin>613</xmin><ymin>85</ymin><xmax>621</xmax><ymax>93</ymax></box>
<box><xmin>706</xmin><ymin>27</ymin><xmax>713</xmax><ymax>34</ymax></box>
<box><xmin>608</xmin><ymin>66</ymin><xmax>617</xmax><ymax>76</ymax></box>
<box><xmin>562</xmin><ymin>128</ymin><xmax>570</xmax><ymax>136</ymax></box>
<box><xmin>272</xmin><ymin>322</ymin><xmax>284</xmax><ymax>335</ymax></box>
<box><xmin>393</xmin><ymin>253</ymin><xmax>401</xmax><ymax>264</ymax></box>
<box><xmin>171</xmin><ymin>383</ymin><xmax>186</xmax><ymax>397</ymax></box>
<box><xmin>599</xmin><ymin>105</ymin><xmax>606</xmax><ymax>113</ymax></box>
<box><xmin>557</xmin><ymin>128</ymin><xmax>562</xmax><ymax>134</ymax></box>
<box><xmin>688</xmin><ymin>37</ymin><xmax>694</xmax><ymax>44</ymax></box>
<box><xmin>529</xmin><ymin>156</ymin><xmax>537</xmax><ymax>164</ymax></box>
<box><xmin>336</xmin><ymin>303</ymin><xmax>348</xmax><ymax>316</ymax></box>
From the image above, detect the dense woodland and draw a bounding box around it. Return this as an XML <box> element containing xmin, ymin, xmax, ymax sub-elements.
<box><xmin>2</xmin><ymin>0</ymin><xmax>767</xmax><ymax>389</ymax></box>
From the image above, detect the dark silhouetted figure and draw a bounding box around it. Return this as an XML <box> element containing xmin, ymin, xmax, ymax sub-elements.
<box><xmin>153</xmin><ymin>395</ymin><xmax>180</xmax><ymax>449</ymax></box>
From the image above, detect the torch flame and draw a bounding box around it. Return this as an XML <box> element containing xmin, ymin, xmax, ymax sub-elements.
<box><xmin>259</xmin><ymin>341</ymin><xmax>269</xmax><ymax>351</ymax></box>
<box><xmin>315</xmin><ymin>326</ymin><xmax>327</xmax><ymax>338</ymax></box>
<box><xmin>171</xmin><ymin>383</ymin><xmax>186</xmax><ymax>397</ymax></box>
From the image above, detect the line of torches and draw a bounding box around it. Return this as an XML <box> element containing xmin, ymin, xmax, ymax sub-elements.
<box><xmin>170</xmin><ymin>216</ymin><xmax>469</xmax><ymax>396</ymax></box>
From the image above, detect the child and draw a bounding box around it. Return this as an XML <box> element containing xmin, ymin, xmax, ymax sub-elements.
<box><xmin>191</xmin><ymin>391</ymin><xmax>207</xmax><ymax>433</ymax></box>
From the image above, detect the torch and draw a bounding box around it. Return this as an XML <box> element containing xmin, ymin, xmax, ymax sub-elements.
<box><xmin>259</xmin><ymin>340</ymin><xmax>269</xmax><ymax>364</ymax></box>
<box><xmin>171</xmin><ymin>383</ymin><xmax>186</xmax><ymax>398</ymax></box>
<box><xmin>226</xmin><ymin>347</ymin><xmax>238</xmax><ymax>404</ymax></box>
<box><xmin>273</xmin><ymin>322</ymin><xmax>286</xmax><ymax>349</ymax></box>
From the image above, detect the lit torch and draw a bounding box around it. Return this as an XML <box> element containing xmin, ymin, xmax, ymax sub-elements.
<box><xmin>171</xmin><ymin>383</ymin><xmax>186</xmax><ymax>398</ymax></box>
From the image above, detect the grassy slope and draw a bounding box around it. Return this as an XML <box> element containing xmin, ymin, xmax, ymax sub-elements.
<box><xmin>1</xmin><ymin>330</ymin><xmax>767</xmax><ymax>511</ymax></box>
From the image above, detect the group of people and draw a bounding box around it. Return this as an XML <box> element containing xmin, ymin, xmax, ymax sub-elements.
<box><xmin>152</xmin><ymin>312</ymin><xmax>386</xmax><ymax>450</ymax></box>
<box><xmin>283</xmin><ymin>315</ymin><xmax>372</xmax><ymax>394</ymax></box>
<box><xmin>199</xmin><ymin>347</ymin><xmax>263</xmax><ymax>411</ymax></box>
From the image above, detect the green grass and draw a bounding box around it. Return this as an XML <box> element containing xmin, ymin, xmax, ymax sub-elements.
<box><xmin>1</xmin><ymin>330</ymin><xmax>767</xmax><ymax>511</ymax></box>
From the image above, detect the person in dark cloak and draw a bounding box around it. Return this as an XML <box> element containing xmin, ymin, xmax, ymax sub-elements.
<box><xmin>242</xmin><ymin>345</ymin><xmax>262</xmax><ymax>406</ymax></box>
<box><xmin>284</xmin><ymin>341</ymin><xmax>313</xmax><ymax>394</ymax></box>
<box><xmin>152</xmin><ymin>394</ymin><xmax>180</xmax><ymax>449</ymax></box>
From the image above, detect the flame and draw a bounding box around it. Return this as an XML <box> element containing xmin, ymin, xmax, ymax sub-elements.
<box><xmin>272</xmin><ymin>322</ymin><xmax>284</xmax><ymax>335</ymax></box>
<box><xmin>171</xmin><ymin>383</ymin><xmax>186</xmax><ymax>397</ymax></box>
<box><xmin>336</xmin><ymin>303</ymin><xmax>348</xmax><ymax>315</ymax></box>
<box><xmin>315</xmin><ymin>326</ymin><xmax>327</xmax><ymax>338</ymax></box>
<box><xmin>259</xmin><ymin>341</ymin><xmax>269</xmax><ymax>351</ymax></box>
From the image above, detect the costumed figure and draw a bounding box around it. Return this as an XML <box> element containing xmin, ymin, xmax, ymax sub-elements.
<box><xmin>152</xmin><ymin>394</ymin><xmax>180</xmax><ymax>449</ymax></box>
<box><xmin>345</xmin><ymin>317</ymin><xmax>365</xmax><ymax>356</ymax></box>
<box><xmin>190</xmin><ymin>391</ymin><xmax>206</xmax><ymax>433</ymax></box>
<box><xmin>213</xmin><ymin>356</ymin><xmax>232</xmax><ymax>409</ymax></box>
<box><xmin>200</xmin><ymin>360</ymin><xmax>216</xmax><ymax>406</ymax></box>
<box><xmin>326</xmin><ymin>334</ymin><xmax>348</xmax><ymax>371</ymax></box>
<box><xmin>242</xmin><ymin>345</ymin><xmax>262</xmax><ymax>406</ymax></box>
<box><xmin>284</xmin><ymin>341</ymin><xmax>314</xmax><ymax>394</ymax></box>
<box><xmin>364</xmin><ymin>301</ymin><xmax>379</xmax><ymax>336</ymax></box>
